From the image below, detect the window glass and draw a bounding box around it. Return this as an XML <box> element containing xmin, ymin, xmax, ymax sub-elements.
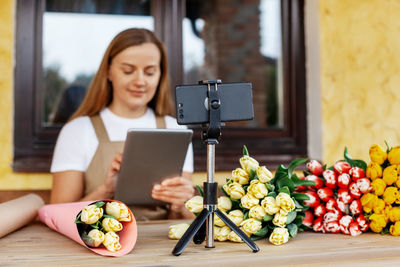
<box><xmin>183</xmin><ymin>0</ymin><xmax>283</xmax><ymax>128</ymax></box>
<box><xmin>42</xmin><ymin>0</ymin><xmax>153</xmax><ymax>125</ymax></box>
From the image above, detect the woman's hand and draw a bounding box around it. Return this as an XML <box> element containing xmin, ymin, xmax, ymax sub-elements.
<box><xmin>151</xmin><ymin>176</ymin><xmax>195</xmax><ymax>218</ymax></box>
<box><xmin>101</xmin><ymin>153</ymin><xmax>123</xmax><ymax>198</ymax></box>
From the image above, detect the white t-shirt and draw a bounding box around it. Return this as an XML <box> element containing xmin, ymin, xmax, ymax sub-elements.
<box><xmin>51</xmin><ymin>107</ymin><xmax>194</xmax><ymax>173</ymax></box>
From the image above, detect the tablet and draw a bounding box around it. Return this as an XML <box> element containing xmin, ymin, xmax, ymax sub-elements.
<box><xmin>114</xmin><ymin>128</ymin><xmax>193</xmax><ymax>206</ymax></box>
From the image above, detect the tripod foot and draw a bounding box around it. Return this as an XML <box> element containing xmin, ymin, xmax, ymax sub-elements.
<box><xmin>172</xmin><ymin>208</ymin><xmax>211</xmax><ymax>256</ymax></box>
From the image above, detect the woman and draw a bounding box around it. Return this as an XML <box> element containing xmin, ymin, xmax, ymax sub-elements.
<box><xmin>50</xmin><ymin>28</ymin><xmax>195</xmax><ymax>220</ymax></box>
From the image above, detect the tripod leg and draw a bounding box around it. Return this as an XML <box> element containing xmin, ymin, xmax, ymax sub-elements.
<box><xmin>172</xmin><ymin>208</ymin><xmax>211</xmax><ymax>256</ymax></box>
<box><xmin>215</xmin><ymin>209</ymin><xmax>260</xmax><ymax>252</ymax></box>
<box><xmin>193</xmin><ymin>218</ymin><xmax>206</xmax><ymax>244</ymax></box>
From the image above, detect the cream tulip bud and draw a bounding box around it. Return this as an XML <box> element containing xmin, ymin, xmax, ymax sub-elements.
<box><xmin>241</xmin><ymin>193</ymin><xmax>260</xmax><ymax>209</ymax></box>
<box><xmin>239</xmin><ymin>156</ymin><xmax>260</xmax><ymax>174</ymax></box>
<box><xmin>249</xmin><ymin>205</ymin><xmax>266</xmax><ymax>220</ymax></box>
<box><xmin>261</xmin><ymin>196</ymin><xmax>280</xmax><ymax>215</ymax></box>
<box><xmin>228</xmin><ymin>230</ymin><xmax>244</xmax><ymax>243</ymax></box>
<box><xmin>240</xmin><ymin>218</ymin><xmax>262</xmax><ymax>235</ymax></box>
<box><xmin>256</xmin><ymin>166</ymin><xmax>274</xmax><ymax>183</ymax></box>
<box><xmin>214</xmin><ymin>212</ymin><xmax>227</xmax><ymax>227</ymax></box>
<box><xmin>168</xmin><ymin>223</ymin><xmax>190</xmax><ymax>239</ymax></box>
<box><xmin>275</xmin><ymin>193</ymin><xmax>296</xmax><ymax>214</ymax></box>
<box><xmin>273</xmin><ymin>211</ymin><xmax>288</xmax><ymax>227</ymax></box>
<box><xmin>269</xmin><ymin>227</ymin><xmax>289</xmax><ymax>245</ymax></box>
<box><xmin>232</xmin><ymin>168</ymin><xmax>250</xmax><ymax>185</ymax></box>
<box><xmin>87</xmin><ymin>229</ymin><xmax>105</xmax><ymax>247</ymax></box>
<box><xmin>102</xmin><ymin>217</ymin><xmax>123</xmax><ymax>232</ymax></box>
<box><xmin>247</xmin><ymin>180</ymin><xmax>269</xmax><ymax>199</ymax></box>
<box><xmin>103</xmin><ymin>231</ymin><xmax>121</xmax><ymax>252</ymax></box>
<box><xmin>223</xmin><ymin>182</ymin><xmax>246</xmax><ymax>200</ymax></box>
<box><xmin>228</xmin><ymin>210</ymin><xmax>244</xmax><ymax>226</ymax></box>
<box><xmin>105</xmin><ymin>202</ymin><xmax>131</xmax><ymax>222</ymax></box>
<box><xmin>81</xmin><ymin>204</ymin><xmax>103</xmax><ymax>225</ymax></box>
<box><xmin>217</xmin><ymin>196</ymin><xmax>232</xmax><ymax>212</ymax></box>
<box><xmin>215</xmin><ymin>226</ymin><xmax>231</xmax><ymax>241</ymax></box>
<box><xmin>185</xmin><ymin>196</ymin><xmax>203</xmax><ymax>213</ymax></box>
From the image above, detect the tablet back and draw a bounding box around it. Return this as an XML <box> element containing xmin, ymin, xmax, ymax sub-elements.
<box><xmin>114</xmin><ymin>128</ymin><xmax>193</xmax><ymax>206</ymax></box>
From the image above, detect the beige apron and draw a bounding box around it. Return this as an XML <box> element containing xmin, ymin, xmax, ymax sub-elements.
<box><xmin>85</xmin><ymin>114</ymin><xmax>168</xmax><ymax>221</ymax></box>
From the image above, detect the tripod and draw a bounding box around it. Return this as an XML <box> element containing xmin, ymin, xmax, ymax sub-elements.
<box><xmin>172</xmin><ymin>80</ymin><xmax>260</xmax><ymax>256</ymax></box>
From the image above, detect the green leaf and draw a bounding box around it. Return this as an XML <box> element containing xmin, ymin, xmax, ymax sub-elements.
<box><xmin>287</xmin><ymin>223</ymin><xmax>298</xmax><ymax>238</ymax></box>
<box><xmin>291</xmin><ymin>193</ymin><xmax>310</xmax><ymax>201</ymax></box>
<box><xmin>343</xmin><ymin>147</ymin><xmax>368</xmax><ymax>171</ymax></box>
<box><xmin>276</xmin><ymin>178</ymin><xmax>295</xmax><ymax>192</ymax></box>
<box><xmin>385</xmin><ymin>140</ymin><xmax>391</xmax><ymax>153</ymax></box>
<box><xmin>288</xmin><ymin>158</ymin><xmax>308</xmax><ymax>178</ymax></box>
<box><xmin>249</xmin><ymin>169</ymin><xmax>257</xmax><ymax>180</ymax></box>
<box><xmin>253</xmin><ymin>225</ymin><xmax>269</xmax><ymax>237</ymax></box>
<box><xmin>103</xmin><ymin>214</ymin><xmax>117</xmax><ymax>220</ymax></box>
<box><xmin>75</xmin><ymin>213</ymin><xmax>82</xmax><ymax>224</ymax></box>
<box><xmin>243</xmin><ymin>145</ymin><xmax>249</xmax><ymax>156</ymax></box>
<box><xmin>244</xmin><ymin>211</ymin><xmax>249</xmax><ymax>220</ymax></box>
<box><xmin>220</xmin><ymin>186</ymin><xmax>229</xmax><ymax>197</ymax></box>
<box><xmin>293</xmin><ymin>199</ymin><xmax>304</xmax><ymax>209</ymax></box>
<box><xmin>81</xmin><ymin>231</ymin><xmax>96</xmax><ymax>247</ymax></box>
<box><xmin>286</xmin><ymin>211</ymin><xmax>297</xmax><ymax>225</ymax></box>
<box><xmin>263</xmin><ymin>214</ymin><xmax>273</xmax><ymax>222</ymax></box>
<box><xmin>251</xmin><ymin>235</ymin><xmax>265</xmax><ymax>241</ymax></box>
<box><xmin>278</xmin><ymin>186</ymin><xmax>291</xmax><ymax>195</ymax></box>
<box><xmin>267</xmin><ymin>192</ymin><xmax>277</xmax><ymax>198</ymax></box>
<box><xmin>95</xmin><ymin>201</ymin><xmax>105</xmax><ymax>208</ymax></box>
<box><xmin>291</xmin><ymin>174</ymin><xmax>316</xmax><ymax>187</ymax></box>
<box><xmin>293</xmin><ymin>216</ymin><xmax>304</xmax><ymax>227</ymax></box>
<box><xmin>195</xmin><ymin>185</ymin><xmax>204</xmax><ymax>197</ymax></box>
<box><xmin>381</xmin><ymin>227</ymin><xmax>390</xmax><ymax>235</ymax></box>
<box><xmin>265</xmin><ymin>183</ymin><xmax>273</xmax><ymax>191</ymax></box>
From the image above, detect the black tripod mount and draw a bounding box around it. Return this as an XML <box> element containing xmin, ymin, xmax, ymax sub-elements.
<box><xmin>172</xmin><ymin>80</ymin><xmax>260</xmax><ymax>256</ymax></box>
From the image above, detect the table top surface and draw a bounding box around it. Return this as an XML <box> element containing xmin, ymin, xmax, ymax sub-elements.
<box><xmin>2</xmin><ymin>220</ymin><xmax>400</xmax><ymax>267</ymax></box>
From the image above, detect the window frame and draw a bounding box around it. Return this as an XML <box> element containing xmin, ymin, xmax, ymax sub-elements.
<box><xmin>13</xmin><ymin>0</ymin><xmax>306</xmax><ymax>172</ymax></box>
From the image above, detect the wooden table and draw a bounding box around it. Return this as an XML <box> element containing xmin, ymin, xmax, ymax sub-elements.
<box><xmin>2</xmin><ymin>220</ymin><xmax>400</xmax><ymax>266</ymax></box>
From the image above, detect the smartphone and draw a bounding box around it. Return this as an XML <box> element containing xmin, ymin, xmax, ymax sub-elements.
<box><xmin>175</xmin><ymin>82</ymin><xmax>254</xmax><ymax>125</ymax></box>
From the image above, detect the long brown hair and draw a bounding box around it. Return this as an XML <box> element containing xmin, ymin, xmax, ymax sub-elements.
<box><xmin>70</xmin><ymin>28</ymin><xmax>173</xmax><ymax>120</ymax></box>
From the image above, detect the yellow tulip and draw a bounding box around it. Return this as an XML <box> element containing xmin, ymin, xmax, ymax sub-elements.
<box><xmin>383</xmin><ymin>187</ymin><xmax>399</xmax><ymax>205</ymax></box>
<box><xmin>373</xmin><ymin>198</ymin><xmax>385</xmax><ymax>214</ymax></box>
<box><xmin>360</xmin><ymin>193</ymin><xmax>378</xmax><ymax>213</ymax></box>
<box><xmin>369</xmin><ymin>144</ymin><xmax>387</xmax><ymax>165</ymax></box>
<box><xmin>388</xmin><ymin>146</ymin><xmax>400</xmax><ymax>165</ymax></box>
<box><xmin>371</xmin><ymin>179</ymin><xmax>386</xmax><ymax>196</ymax></box>
<box><xmin>369</xmin><ymin>213</ymin><xmax>387</xmax><ymax>233</ymax></box>
<box><xmin>389</xmin><ymin>207</ymin><xmax>400</xmax><ymax>223</ymax></box>
<box><xmin>366</xmin><ymin>162</ymin><xmax>383</xmax><ymax>180</ymax></box>
<box><xmin>390</xmin><ymin>222</ymin><xmax>400</xmax><ymax>236</ymax></box>
<box><xmin>383</xmin><ymin>165</ymin><xmax>398</xmax><ymax>186</ymax></box>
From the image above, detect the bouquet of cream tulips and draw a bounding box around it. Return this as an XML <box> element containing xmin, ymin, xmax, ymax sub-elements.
<box><xmin>75</xmin><ymin>201</ymin><xmax>133</xmax><ymax>252</ymax></box>
<box><xmin>38</xmin><ymin>199</ymin><xmax>137</xmax><ymax>256</ymax></box>
<box><xmin>169</xmin><ymin>146</ymin><xmax>314</xmax><ymax>245</ymax></box>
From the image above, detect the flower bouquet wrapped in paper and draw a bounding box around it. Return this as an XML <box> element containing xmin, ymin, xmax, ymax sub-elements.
<box><xmin>169</xmin><ymin>146</ymin><xmax>315</xmax><ymax>245</ymax></box>
<box><xmin>38</xmin><ymin>200</ymin><xmax>137</xmax><ymax>256</ymax></box>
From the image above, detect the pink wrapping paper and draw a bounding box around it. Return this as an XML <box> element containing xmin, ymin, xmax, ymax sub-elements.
<box><xmin>0</xmin><ymin>194</ymin><xmax>44</xmax><ymax>238</ymax></box>
<box><xmin>38</xmin><ymin>200</ymin><xmax>137</xmax><ymax>257</ymax></box>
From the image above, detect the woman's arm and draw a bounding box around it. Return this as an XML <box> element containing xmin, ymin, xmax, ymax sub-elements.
<box><xmin>50</xmin><ymin>153</ymin><xmax>122</xmax><ymax>203</ymax></box>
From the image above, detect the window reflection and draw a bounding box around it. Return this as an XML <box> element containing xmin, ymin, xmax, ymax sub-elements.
<box><xmin>42</xmin><ymin>0</ymin><xmax>153</xmax><ymax>125</ymax></box>
<box><xmin>183</xmin><ymin>0</ymin><xmax>283</xmax><ymax>128</ymax></box>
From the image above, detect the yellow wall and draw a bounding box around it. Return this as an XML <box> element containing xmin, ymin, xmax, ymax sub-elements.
<box><xmin>320</xmin><ymin>0</ymin><xmax>400</xmax><ymax>165</ymax></box>
<box><xmin>0</xmin><ymin>0</ymin><xmax>52</xmax><ymax>190</ymax></box>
